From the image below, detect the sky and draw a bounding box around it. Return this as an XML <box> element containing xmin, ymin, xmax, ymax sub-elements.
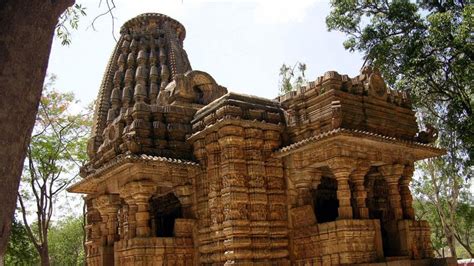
<box><xmin>45</xmin><ymin>0</ymin><xmax>366</xmax><ymax>217</ymax></box>
<box><xmin>47</xmin><ymin>0</ymin><xmax>365</xmax><ymax>107</ymax></box>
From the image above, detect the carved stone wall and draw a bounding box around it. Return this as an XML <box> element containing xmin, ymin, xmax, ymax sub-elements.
<box><xmin>114</xmin><ymin>237</ymin><xmax>194</xmax><ymax>265</ymax></box>
<box><xmin>292</xmin><ymin>219</ymin><xmax>383</xmax><ymax>265</ymax></box>
<box><xmin>188</xmin><ymin>93</ymin><xmax>288</xmax><ymax>265</ymax></box>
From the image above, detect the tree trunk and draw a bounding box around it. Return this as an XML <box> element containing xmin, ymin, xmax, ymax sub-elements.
<box><xmin>40</xmin><ymin>245</ymin><xmax>50</xmax><ymax>266</ymax></box>
<box><xmin>445</xmin><ymin>231</ymin><xmax>457</xmax><ymax>259</ymax></box>
<box><xmin>0</xmin><ymin>0</ymin><xmax>74</xmax><ymax>258</ymax></box>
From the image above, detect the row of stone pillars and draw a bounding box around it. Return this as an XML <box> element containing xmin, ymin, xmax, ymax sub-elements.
<box><xmin>86</xmin><ymin>180</ymin><xmax>193</xmax><ymax>247</ymax></box>
<box><xmin>293</xmin><ymin>158</ymin><xmax>415</xmax><ymax>221</ymax></box>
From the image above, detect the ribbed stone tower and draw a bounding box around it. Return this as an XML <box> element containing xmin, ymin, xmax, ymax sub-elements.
<box><xmin>86</xmin><ymin>13</ymin><xmax>226</xmax><ymax>171</ymax></box>
<box><xmin>69</xmin><ymin>13</ymin><xmax>454</xmax><ymax>266</ymax></box>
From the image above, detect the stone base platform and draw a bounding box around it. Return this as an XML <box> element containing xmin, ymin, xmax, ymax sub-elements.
<box><xmin>114</xmin><ymin>237</ymin><xmax>194</xmax><ymax>265</ymax></box>
<box><xmin>356</xmin><ymin>257</ymin><xmax>457</xmax><ymax>266</ymax></box>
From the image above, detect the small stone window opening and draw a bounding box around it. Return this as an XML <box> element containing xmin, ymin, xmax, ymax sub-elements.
<box><xmin>193</xmin><ymin>86</ymin><xmax>204</xmax><ymax>104</ymax></box>
<box><xmin>150</xmin><ymin>193</ymin><xmax>183</xmax><ymax>237</ymax></box>
<box><xmin>312</xmin><ymin>176</ymin><xmax>339</xmax><ymax>223</ymax></box>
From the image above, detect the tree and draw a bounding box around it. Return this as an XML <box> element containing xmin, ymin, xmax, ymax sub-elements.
<box><xmin>4</xmin><ymin>216</ymin><xmax>39</xmax><ymax>265</ymax></box>
<box><xmin>326</xmin><ymin>1</ymin><xmax>473</xmax><ymax>165</ymax></box>
<box><xmin>413</xmin><ymin>156</ymin><xmax>473</xmax><ymax>258</ymax></box>
<box><xmin>48</xmin><ymin>216</ymin><xmax>85</xmax><ymax>266</ymax></box>
<box><xmin>279</xmin><ymin>62</ymin><xmax>307</xmax><ymax>94</ymax></box>
<box><xmin>411</xmin><ymin>102</ymin><xmax>473</xmax><ymax>259</ymax></box>
<box><xmin>5</xmin><ymin>215</ymin><xmax>86</xmax><ymax>265</ymax></box>
<box><xmin>0</xmin><ymin>1</ymin><xmax>75</xmax><ymax>261</ymax></box>
<box><xmin>17</xmin><ymin>79</ymin><xmax>90</xmax><ymax>266</ymax></box>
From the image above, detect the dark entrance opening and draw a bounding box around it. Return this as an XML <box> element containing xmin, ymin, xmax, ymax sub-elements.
<box><xmin>193</xmin><ymin>86</ymin><xmax>204</xmax><ymax>104</ymax></box>
<box><xmin>312</xmin><ymin>176</ymin><xmax>339</xmax><ymax>223</ymax></box>
<box><xmin>365</xmin><ymin>169</ymin><xmax>399</xmax><ymax>256</ymax></box>
<box><xmin>150</xmin><ymin>193</ymin><xmax>182</xmax><ymax>237</ymax></box>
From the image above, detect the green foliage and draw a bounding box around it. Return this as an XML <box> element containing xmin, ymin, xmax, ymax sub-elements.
<box><xmin>56</xmin><ymin>3</ymin><xmax>87</xmax><ymax>45</ymax></box>
<box><xmin>49</xmin><ymin>216</ymin><xmax>85</xmax><ymax>266</ymax></box>
<box><xmin>326</xmin><ymin>0</ymin><xmax>473</xmax><ymax>165</ymax></box>
<box><xmin>411</xmin><ymin>113</ymin><xmax>473</xmax><ymax>258</ymax></box>
<box><xmin>5</xmin><ymin>215</ymin><xmax>86</xmax><ymax>265</ymax></box>
<box><xmin>413</xmin><ymin>199</ymin><xmax>446</xmax><ymax>255</ymax></box>
<box><xmin>279</xmin><ymin>62</ymin><xmax>307</xmax><ymax>94</ymax></box>
<box><xmin>5</xmin><ymin>216</ymin><xmax>39</xmax><ymax>265</ymax></box>
<box><xmin>17</xmin><ymin>75</ymin><xmax>91</xmax><ymax>264</ymax></box>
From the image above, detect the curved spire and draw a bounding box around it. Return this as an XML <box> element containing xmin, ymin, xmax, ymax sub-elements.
<box><xmin>88</xmin><ymin>13</ymin><xmax>193</xmax><ymax>158</ymax></box>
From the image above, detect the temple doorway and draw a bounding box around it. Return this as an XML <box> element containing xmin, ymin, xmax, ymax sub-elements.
<box><xmin>365</xmin><ymin>168</ymin><xmax>398</xmax><ymax>256</ymax></box>
<box><xmin>150</xmin><ymin>193</ymin><xmax>183</xmax><ymax>237</ymax></box>
<box><xmin>312</xmin><ymin>176</ymin><xmax>339</xmax><ymax>223</ymax></box>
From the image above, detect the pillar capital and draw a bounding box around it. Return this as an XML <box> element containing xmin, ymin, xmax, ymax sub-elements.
<box><xmin>378</xmin><ymin>164</ymin><xmax>404</xmax><ymax>181</ymax></box>
<box><xmin>326</xmin><ymin>157</ymin><xmax>358</xmax><ymax>177</ymax></box>
<box><xmin>94</xmin><ymin>194</ymin><xmax>121</xmax><ymax>213</ymax></box>
<box><xmin>122</xmin><ymin>179</ymin><xmax>157</xmax><ymax>199</ymax></box>
<box><xmin>352</xmin><ymin>161</ymin><xmax>371</xmax><ymax>177</ymax></box>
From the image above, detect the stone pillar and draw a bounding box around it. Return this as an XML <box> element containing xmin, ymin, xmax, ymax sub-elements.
<box><xmin>328</xmin><ymin>158</ymin><xmax>357</xmax><ymax>219</ymax></box>
<box><xmin>121</xmin><ymin>180</ymin><xmax>157</xmax><ymax>238</ymax></box>
<box><xmin>192</xmin><ymin>136</ymin><xmax>214</xmax><ymax>265</ymax></box>
<box><xmin>285</xmin><ymin>167</ymin><xmax>299</xmax><ymax>208</ymax></box>
<box><xmin>127</xmin><ymin>202</ymin><xmax>138</xmax><ymax>239</ymax></box>
<box><xmin>175</xmin><ymin>184</ymin><xmax>194</xmax><ymax>218</ymax></box>
<box><xmin>205</xmin><ymin>131</ymin><xmax>225</xmax><ymax>264</ymax></box>
<box><xmin>218</xmin><ymin>125</ymin><xmax>252</xmax><ymax>264</ymax></box>
<box><xmin>120</xmin><ymin>204</ymin><xmax>128</xmax><ymax>240</ymax></box>
<box><xmin>263</xmin><ymin>129</ymin><xmax>288</xmax><ymax>263</ymax></box>
<box><xmin>378</xmin><ymin>164</ymin><xmax>404</xmax><ymax>220</ymax></box>
<box><xmin>85</xmin><ymin>196</ymin><xmax>102</xmax><ymax>243</ymax></box>
<box><xmin>295</xmin><ymin>169</ymin><xmax>320</xmax><ymax>207</ymax></box>
<box><xmin>92</xmin><ymin>194</ymin><xmax>120</xmax><ymax>266</ymax></box>
<box><xmin>119</xmin><ymin>186</ymin><xmax>137</xmax><ymax>239</ymax></box>
<box><xmin>350</xmin><ymin>164</ymin><xmax>371</xmax><ymax>219</ymax></box>
<box><xmin>94</xmin><ymin>194</ymin><xmax>121</xmax><ymax>246</ymax></box>
<box><xmin>400</xmin><ymin>164</ymin><xmax>415</xmax><ymax>220</ymax></box>
<box><xmin>245</xmin><ymin>128</ymin><xmax>269</xmax><ymax>261</ymax></box>
<box><xmin>84</xmin><ymin>196</ymin><xmax>103</xmax><ymax>265</ymax></box>
<box><xmin>134</xmin><ymin>181</ymin><xmax>156</xmax><ymax>237</ymax></box>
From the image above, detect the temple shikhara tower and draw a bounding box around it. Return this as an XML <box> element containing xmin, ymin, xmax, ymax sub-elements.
<box><xmin>68</xmin><ymin>13</ymin><xmax>450</xmax><ymax>265</ymax></box>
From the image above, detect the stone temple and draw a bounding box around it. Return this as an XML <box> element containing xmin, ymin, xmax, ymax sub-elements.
<box><xmin>68</xmin><ymin>13</ymin><xmax>450</xmax><ymax>265</ymax></box>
